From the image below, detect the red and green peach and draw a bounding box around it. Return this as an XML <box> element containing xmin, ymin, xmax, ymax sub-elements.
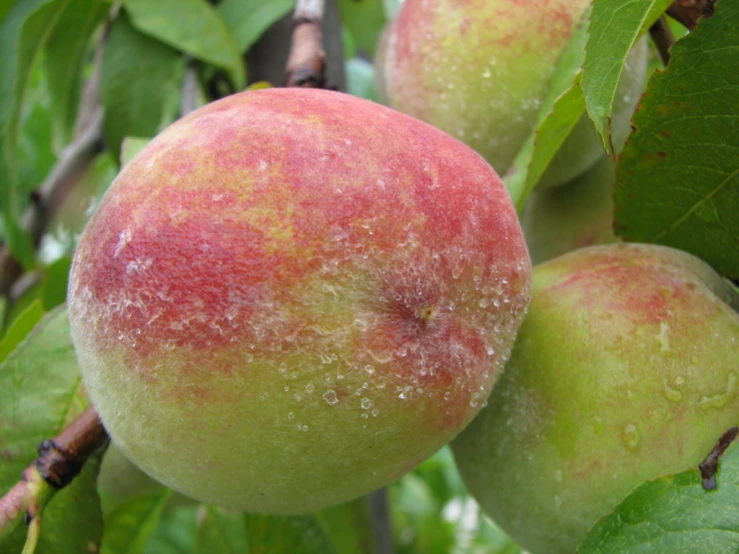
<box><xmin>68</xmin><ymin>88</ymin><xmax>532</xmax><ymax>514</ymax></box>
<box><xmin>377</xmin><ymin>0</ymin><xmax>647</xmax><ymax>188</ymax></box>
<box><xmin>452</xmin><ymin>243</ymin><xmax>739</xmax><ymax>553</ymax></box>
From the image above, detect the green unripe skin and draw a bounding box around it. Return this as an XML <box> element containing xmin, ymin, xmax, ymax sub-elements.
<box><xmin>522</xmin><ymin>156</ymin><xmax>620</xmax><ymax>264</ymax></box>
<box><xmin>68</xmin><ymin>88</ymin><xmax>532</xmax><ymax>515</ymax></box>
<box><xmin>378</xmin><ymin>0</ymin><xmax>647</xmax><ymax>188</ymax></box>
<box><xmin>452</xmin><ymin>243</ymin><xmax>739</xmax><ymax>554</ymax></box>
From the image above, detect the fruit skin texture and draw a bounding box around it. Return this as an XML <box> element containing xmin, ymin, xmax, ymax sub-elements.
<box><xmin>452</xmin><ymin>243</ymin><xmax>739</xmax><ymax>554</ymax></box>
<box><xmin>522</xmin><ymin>156</ymin><xmax>620</xmax><ymax>264</ymax></box>
<box><xmin>378</xmin><ymin>0</ymin><xmax>647</xmax><ymax>188</ymax></box>
<box><xmin>68</xmin><ymin>88</ymin><xmax>532</xmax><ymax>514</ymax></box>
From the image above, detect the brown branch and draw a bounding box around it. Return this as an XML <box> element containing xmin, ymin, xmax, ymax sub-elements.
<box><xmin>181</xmin><ymin>58</ymin><xmax>200</xmax><ymax>116</ymax></box>
<box><xmin>36</xmin><ymin>407</ymin><xmax>109</xmax><ymax>489</ymax></box>
<box><xmin>0</xmin><ymin>111</ymin><xmax>104</xmax><ymax>297</ymax></box>
<box><xmin>284</xmin><ymin>0</ymin><xmax>328</xmax><ymax>88</ymax></box>
<box><xmin>666</xmin><ymin>0</ymin><xmax>716</xmax><ymax>30</ymax></box>
<box><xmin>649</xmin><ymin>16</ymin><xmax>676</xmax><ymax>66</ymax></box>
<box><xmin>368</xmin><ymin>488</ymin><xmax>395</xmax><ymax>554</ymax></box>
<box><xmin>0</xmin><ymin>407</ymin><xmax>108</xmax><ymax>542</ymax></box>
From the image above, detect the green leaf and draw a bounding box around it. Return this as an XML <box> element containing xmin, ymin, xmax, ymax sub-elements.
<box><xmin>101</xmin><ymin>490</ymin><xmax>174</xmax><ymax>554</ymax></box>
<box><xmin>194</xmin><ymin>506</ymin><xmax>248</xmax><ymax>554</ymax></box>
<box><xmin>0</xmin><ymin>307</ymin><xmax>94</xmax><ymax>553</ymax></box>
<box><xmin>245</xmin><ymin>513</ymin><xmax>339</xmax><ymax>554</ymax></box>
<box><xmin>578</xmin><ymin>441</ymin><xmax>739</xmax><ymax>553</ymax></box>
<box><xmin>336</xmin><ymin>0</ymin><xmax>386</xmax><ymax>57</ymax></box>
<box><xmin>120</xmin><ymin>136</ymin><xmax>151</xmax><ymax>167</ymax></box>
<box><xmin>314</xmin><ymin>498</ymin><xmax>376</xmax><ymax>554</ymax></box>
<box><xmin>101</xmin><ymin>11</ymin><xmax>183</xmax><ymax>162</ymax></box>
<box><xmin>122</xmin><ymin>0</ymin><xmax>244</xmax><ymax>88</ymax></box>
<box><xmin>39</xmin><ymin>256</ymin><xmax>72</xmax><ymax>311</ymax></box>
<box><xmin>143</xmin><ymin>505</ymin><xmax>199</xmax><ymax>554</ymax></box>
<box><xmin>391</xmin><ymin>473</ymin><xmax>455</xmax><ymax>554</ymax></box>
<box><xmin>345</xmin><ymin>58</ymin><xmax>379</xmax><ymax>102</ymax></box>
<box><xmin>0</xmin><ymin>1</ymin><xmax>16</xmax><ymax>24</ymax></box>
<box><xmin>583</xmin><ymin>0</ymin><xmax>672</xmax><ymax>151</ymax></box>
<box><xmin>217</xmin><ymin>0</ymin><xmax>293</xmax><ymax>53</ymax></box>
<box><xmin>0</xmin><ymin>307</ymin><xmax>87</xmax><ymax>487</ymax></box>
<box><xmin>44</xmin><ymin>0</ymin><xmax>107</xmax><ymax>148</ymax></box>
<box><xmin>614</xmin><ymin>0</ymin><xmax>739</xmax><ymax>278</ymax></box>
<box><xmin>17</xmin><ymin>62</ymin><xmax>57</xmax><ymax>194</ymax></box>
<box><xmin>2</xmin><ymin>453</ymin><xmax>104</xmax><ymax>554</ymax></box>
<box><xmin>34</xmin><ymin>454</ymin><xmax>104</xmax><ymax>554</ymax></box>
<box><xmin>0</xmin><ymin>0</ymin><xmax>70</xmax><ymax>269</ymax></box>
<box><xmin>503</xmin><ymin>13</ymin><xmax>590</xmax><ymax>210</ymax></box>
<box><xmin>0</xmin><ymin>299</ymin><xmax>44</xmax><ymax>364</ymax></box>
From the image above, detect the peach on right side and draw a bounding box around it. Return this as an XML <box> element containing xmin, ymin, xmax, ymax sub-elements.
<box><xmin>452</xmin><ymin>243</ymin><xmax>739</xmax><ymax>554</ymax></box>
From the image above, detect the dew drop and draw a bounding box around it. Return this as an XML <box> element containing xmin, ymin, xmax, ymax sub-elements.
<box><xmin>287</xmin><ymin>412</ymin><xmax>295</xmax><ymax>420</ymax></box>
<box><xmin>361</xmin><ymin>398</ymin><xmax>374</xmax><ymax>410</ymax></box>
<box><xmin>278</xmin><ymin>363</ymin><xmax>287</xmax><ymax>374</ymax></box>
<box><xmin>469</xmin><ymin>392</ymin><xmax>483</xmax><ymax>408</ymax></box>
<box><xmin>305</xmin><ymin>383</ymin><xmax>315</xmax><ymax>393</ymax></box>
<box><xmin>364</xmin><ymin>365</ymin><xmax>375</xmax><ymax>374</ymax></box>
<box><xmin>622</xmin><ymin>424</ymin><xmax>639</xmax><ymax>449</ymax></box>
<box><xmin>663</xmin><ymin>378</ymin><xmax>682</xmax><ymax>402</ymax></box>
<box><xmin>323</xmin><ymin>390</ymin><xmax>339</xmax><ymax>405</ymax></box>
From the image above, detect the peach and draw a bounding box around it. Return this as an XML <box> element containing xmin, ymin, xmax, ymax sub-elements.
<box><xmin>452</xmin><ymin>243</ymin><xmax>739</xmax><ymax>553</ymax></box>
<box><xmin>377</xmin><ymin>0</ymin><xmax>647</xmax><ymax>188</ymax></box>
<box><xmin>68</xmin><ymin>88</ymin><xmax>532</xmax><ymax>514</ymax></box>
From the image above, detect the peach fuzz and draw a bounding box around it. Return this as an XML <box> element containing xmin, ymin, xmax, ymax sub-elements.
<box><xmin>68</xmin><ymin>88</ymin><xmax>532</xmax><ymax>514</ymax></box>
<box><xmin>452</xmin><ymin>243</ymin><xmax>739</xmax><ymax>553</ymax></box>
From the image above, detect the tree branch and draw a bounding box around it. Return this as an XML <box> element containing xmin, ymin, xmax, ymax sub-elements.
<box><xmin>0</xmin><ymin>25</ymin><xmax>107</xmax><ymax>299</ymax></box>
<box><xmin>666</xmin><ymin>0</ymin><xmax>716</xmax><ymax>30</ymax></box>
<box><xmin>0</xmin><ymin>111</ymin><xmax>104</xmax><ymax>298</ymax></box>
<box><xmin>0</xmin><ymin>407</ymin><xmax>108</xmax><ymax>543</ymax></box>
<box><xmin>181</xmin><ymin>58</ymin><xmax>201</xmax><ymax>116</ymax></box>
<box><xmin>284</xmin><ymin>0</ymin><xmax>329</xmax><ymax>88</ymax></box>
<box><xmin>649</xmin><ymin>16</ymin><xmax>676</xmax><ymax>66</ymax></box>
<box><xmin>368</xmin><ymin>488</ymin><xmax>395</xmax><ymax>554</ymax></box>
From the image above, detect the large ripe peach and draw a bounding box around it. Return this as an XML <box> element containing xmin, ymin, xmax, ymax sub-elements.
<box><xmin>377</xmin><ymin>0</ymin><xmax>647</xmax><ymax>188</ymax></box>
<box><xmin>68</xmin><ymin>88</ymin><xmax>532</xmax><ymax>514</ymax></box>
<box><xmin>452</xmin><ymin>243</ymin><xmax>739</xmax><ymax>553</ymax></box>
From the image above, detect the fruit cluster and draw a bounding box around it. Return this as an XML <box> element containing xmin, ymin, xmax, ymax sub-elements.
<box><xmin>66</xmin><ymin>1</ymin><xmax>738</xmax><ymax>552</ymax></box>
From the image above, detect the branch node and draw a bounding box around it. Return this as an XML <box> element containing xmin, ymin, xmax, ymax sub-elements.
<box><xmin>284</xmin><ymin>0</ymin><xmax>329</xmax><ymax>89</ymax></box>
<box><xmin>666</xmin><ymin>0</ymin><xmax>717</xmax><ymax>30</ymax></box>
